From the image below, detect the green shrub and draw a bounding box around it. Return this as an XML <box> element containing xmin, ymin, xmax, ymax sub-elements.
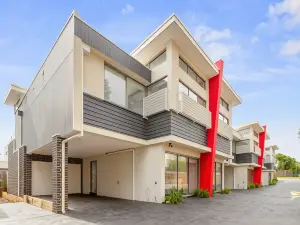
<box><xmin>165</xmin><ymin>187</ymin><xmax>183</xmax><ymax>204</ymax></box>
<box><xmin>193</xmin><ymin>188</ymin><xmax>210</xmax><ymax>198</ymax></box>
<box><xmin>269</xmin><ymin>179</ymin><xmax>278</xmax><ymax>185</ymax></box>
<box><xmin>220</xmin><ymin>188</ymin><xmax>231</xmax><ymax>194</ymax></box>
<box><xmin>258</xmin><ymin>183</ymin><xmax>263</xmax><ymax>188</ymax></box>
<box><xmin>248</xmin><ymin>182</ymin><xmax>256</xmax><ymax>189</ymax></box>
<box><xmin>255</xmin><ymin>183</ymin><xmax>259</xmax><ymax>188</ymax></box>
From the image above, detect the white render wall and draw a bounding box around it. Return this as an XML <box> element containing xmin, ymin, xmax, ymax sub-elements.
<box><xmin>134</xmin><ymin>145</ymin><xmax>165</xmax><ymax>203</ymax></box>
<box><xmin>262</xmin><ymin>171</ymin><xmax>269</xmax><ymax>186</ymax></box>
<box><xmin>32</xmin><ymin>161</ymin><xmax>81</xmax><ymax>196</ymax></box>
<box><xmin>234</xmin><ymin>166</ymin><xmax>248</xmax><ymax>189</ymax></box>
<box><xmin>83</xmin><ymin>151</ymin><xmax>134</xmax><ymax>200</ymax></box>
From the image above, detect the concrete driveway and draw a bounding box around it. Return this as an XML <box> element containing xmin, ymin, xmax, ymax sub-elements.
<box><xmin>1</xmin><ymin>180</ymin><xmax>300</xmax><ymax>225</ymax></box>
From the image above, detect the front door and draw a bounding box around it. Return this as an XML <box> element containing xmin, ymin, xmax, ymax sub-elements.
<box><xmin>90</xmin><ymin>161</ymin><xmax>97</xmax><ymax>195</ymax></box>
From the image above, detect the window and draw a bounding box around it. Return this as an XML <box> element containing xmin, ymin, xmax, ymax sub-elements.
<box><xmin>179</xmin><ymin>57</ymin><xmax>206</xmax><ymax>89</ymax></box>
<box><xmin>104</xmin><ymin>65</ymin><xmax>146</xmax><ymax>114</ymax></box>
<box><xmin>220</xmin><ymin>98</ymin><xmax>229</xmax><ymax>111</ymax></box>
<box><xmin>165</xmin><ymin>153</ymin><xmax>199</xmax><ymax>194</ymax></box>
<box><xmin>219</xmin><ymin>113</ymin><xmax>229</xmax><ymax>125</ymax></box>
<box><xmin>147</xmin><ymin>51</ymin><xmax>166</xmax><ymax>69</ymax></box>
<box><xmin>254</xmin><ymin>140</ymin><xmax>259</xmax><ymax>146</ymax></box>
<box><xmin>104</xmin><ymin>66</ymin><xmax>126</xmax><ymax>107</ymax></box>
<box><xmin>253</xmin><ymin>131</ymin><xmax>259</xmax><ymax>138</ymax></box>
<box><xmin>127</xmin><ymin>78</ymin><xmax>145</xmax><ymax>114</ymax></box>
<box><xmin>165</xmin><ymin>153</ymin><xmax>178</xmax><ymax>191</ymax></box>
<box><xmin>147</xmin><ymin>77</ymin><xmax>168</xmax><ymax>96</ymax></box>
<box><xmin>179</xmin><ymin>82</ymin><xmax>206</xmax><ymax>107</ymax></box>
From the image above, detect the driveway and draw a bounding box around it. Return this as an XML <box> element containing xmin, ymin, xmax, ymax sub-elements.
<box><xmin>0</xmin><ymin>180</ymin><xmax>300</xmax><ymax>225</ymax></box>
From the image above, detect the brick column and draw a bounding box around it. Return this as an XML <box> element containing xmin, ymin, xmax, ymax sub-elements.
<box><xmin>19</xmin><ymin>146</ymin><xmax>32</xmax><ymax>196</ymax></box>
<box><xmin>199</xmin><ymin>60</ymin><xmax>223</xmax><ymax>197</ymax></box>
<box><xmin>52</xmin><ymin>135</ymin><xmax>68</xmax><ymax>214</ymax></box>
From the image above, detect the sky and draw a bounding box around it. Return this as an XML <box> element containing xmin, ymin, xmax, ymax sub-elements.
<box><xmin>0</xmin><ymin>0</ymin><xmax>299</xmax><ymax>159</ymax></box>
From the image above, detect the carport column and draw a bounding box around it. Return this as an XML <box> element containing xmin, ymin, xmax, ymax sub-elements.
<box><xmin>19</xmin><ymin>146</ymin><xmax>32</xmax><ymax>196</ymax></box>
<box><xmin>52</xmin><ymin>135</ymin><xmax>68</xmax><ymax>214</ymax></box>
<box><xmin>199</xmin><ymin>60</ymin><xmax>223</xmax><ymax>197</ymax></box>
<box><xmin>254</xmin><ymin>125</ymin><xmax>266</xmax><ymax>184</ymax></box>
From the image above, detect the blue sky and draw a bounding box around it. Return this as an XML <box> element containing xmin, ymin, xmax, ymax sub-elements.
<box><xmin>0</xmin><ymin>0</ymin><xmax>299</xmax><ymax>159</ymax></box>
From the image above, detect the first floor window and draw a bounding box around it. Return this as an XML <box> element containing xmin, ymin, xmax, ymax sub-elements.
<box><xmin>104</xmin><ymin>65</ymin><xmax>146</xmax><ymax>115</ymax></box>
<box><xmin>179</xmin><ymin>82</ymin><xmax>206</xmax><ymax>107</ymax></box>
<box><xmin>165</xmin><ymin>153</ymin><xmax>199</xmax><ymax>194</ymax></box>
<box><xmin>104</xmin><ymin>66</ymin><xmax>126</xmax><ymax>107</ymax></box>
<box><xmin>219</xmin><ymin>113</ymin><xmax>229</xmax><ymax>125</ymax></box>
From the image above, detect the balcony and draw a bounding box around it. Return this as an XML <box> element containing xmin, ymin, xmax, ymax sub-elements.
<box><xmin>254</xmin><ymin>145</ymin><xmax>261</xmax><ymax>156</ymax></box>
<box><xmin>218</xmin><ymin>120</ymin><xmax>233</xmax><ymax>140</ymax></box>
<box><xmin>178</xmin><ymin>92</ymin><xmax>211</xmax><ymax>128</ymax></box>
<box><xmin>143</xmin><ymin>88</ymin><xmax>168</xmax><ymax>118</ymax></box>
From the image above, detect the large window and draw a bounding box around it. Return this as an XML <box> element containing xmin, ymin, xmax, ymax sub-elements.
<box><xmin>220</xmin><ymin>98</ymin><xmax>229</xmax><ymax>111</ymax></box>
<box><xmin>104</xmin><ymin>65</ymin><xmax>145</xmax><ymax>114</ymax></box>
<box><xmin>253</xmin><ymin>130</ymin><xmax>259</xmax><ymax>138</ymax></box>
<box><xmin>179</xmin><ymin>82</ymin><xmax>206</xmax><ymax>107</ymax></box>
<box><xmin>179</xmin><ymin>57</ymin><xmax>206</xmax><ymax>89</ymax></box>
<box><xmin>219</xmin><ymin>113</ymin><xmax>229</xmax><ymax>125</ymax></box>
<box><xmin>147</xmin><ymin>51</ymin><xmax>166</xmax><ymax>69</ymax></box>
<box><xmin>147</xmin><ymin>77</ymin><xmax>168</xmax><ymax>96</ymax></box>
<box><xmin>165</xmin><ymin>153</ymin><xmax>199</xmax><ymax>194</ymax></box>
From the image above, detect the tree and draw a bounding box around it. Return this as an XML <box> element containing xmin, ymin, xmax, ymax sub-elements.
<box><xmin>276</xmin><ymin>153</ymin><xmax>300</xmax><ymax>175</ymax></box>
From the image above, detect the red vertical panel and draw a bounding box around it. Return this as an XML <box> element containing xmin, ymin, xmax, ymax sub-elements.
<box><xmin>253</xmin><ymin>125</ymin><xmax>267</xmax><ymax>184</ymax></box>
<box><xmin>199</xmin><ymin>60</ymin><xmax>223</xmax><ymax>197</ymax></box>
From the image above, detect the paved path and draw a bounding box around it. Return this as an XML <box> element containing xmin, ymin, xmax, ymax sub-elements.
<box><xmin>0</xmin><ymin>180</ymin><xmax>300</xmax><ymax>224</ymax></box>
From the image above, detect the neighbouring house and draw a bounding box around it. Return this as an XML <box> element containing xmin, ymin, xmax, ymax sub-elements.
<box><xmin>262</xmin><ymin>145</ymin><xmax>279</xmax><ymax>185</ymax></box>
<box><xmin>224</xmin><ymin>122</ymin><xmax>269</xmax><ymax>189</ymax></box>
<box><xmin>4</xmin><ymin>10</ymin><xmax>272</xmax><ymax>214</ymax></box>
<box><xmin>0</xmin><ymin>143</ymin><xmax>8</xmax><ymax>190</ymax></box>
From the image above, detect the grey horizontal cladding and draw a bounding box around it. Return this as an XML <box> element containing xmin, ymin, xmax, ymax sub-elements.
<box><xmin>74</xmin><ymin>17</ymin><xmax>151</xmax><ymax>82</ymax></box>
<box><xmin>170</xmin><ymin>111</ymin><xmax>207</xmax><ymax>146</ymax></box>
<box><xmin>145</xmin><ymin>112</ymin><xmax>171</xmax><ymax>139</ymax></box>
<box><xmin>83</xmin><ymin>93</ymin><xmax>146</xmax><ymax>139</ymax></box>
<box><xmin>236</xmin><ymin>153</ymin><xmax>258</xmax><ymax>164</ymax></box>
<box><xmin>264</xmin><ymin>163</ymin><xmax>275</xmax><ymax>170</ymax></box>
<box><xmin>83</xmin><ymin>93</ymin><xmax>207</xmax><ymax>146</ymax></box>
<box><xmin>216</xmin><ymin>135</ymin><xmax>230</xmax><ymax>155</ymax></box>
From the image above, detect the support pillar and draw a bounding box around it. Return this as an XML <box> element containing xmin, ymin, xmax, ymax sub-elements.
<box><xmin>52</xmin><ymin>135</ymin><xmax>68</xmax><ymax>214</ymax></box>
<box><xmin>19</xmin><ymin>146</ymin><xmax>32</xmax><ymax>196</ymax></box>
<box><xmin>199</xmin><ymin>60</ymin><xmax>223</xmax><ymax>197</ymax></box>
<box><xmin>254</xmin><ymin>125</ymin><xmax>266</xmax><ymax>184</ymax></box>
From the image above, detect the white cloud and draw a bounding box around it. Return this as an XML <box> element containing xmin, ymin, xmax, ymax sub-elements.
<box><xmin>205</xmin><ymin>42</ymin><xmax>240</xmax><ymax>61</ymax></box>
<box><xmin>280</xmin><ymin>39</ymin><xmax>300</xmax><ymax>55</ymax></box>
<box><xmin>193</xmin><ymin>25</ymin><xmax>239</xmax><ymax>60</ymax></box>
<box><xmin>268</xmin><ymin>0</ymin><xmax>300</xmax><ymax>28</ymax></box>
<box><xmin>121</xmin><ymin>4</ymin><xmax>135</xmax><ymax>15</ymax></box>
<box><xmin>251</xmin><ymin>36</ymin><xmax>259</xmax><ymax>44</ymax></box>
<box><xmin>194</xmin><ymin>25</ymin><xmax>231</xmax><ymax>43</ymax></box>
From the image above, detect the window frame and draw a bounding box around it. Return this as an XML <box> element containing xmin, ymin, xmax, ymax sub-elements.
<box><xmin>220</xmin><ymin>98</ymin><xmax>229</xmax><ymax>111</ymax></box>
<box><xmin>219</xmin><ymin>113</ymin><xmax>229</xmax><ymax>125</ymax></box>
<box><xmin>104</xmin><ymin>64</ymin><xmax>146</xmax><ymax>115</ymax></box>
<box><xmin>165</xmin><ymin>151</ymin><xmax>199</xmax><ymax>195</ymax></box>
<box><xmin>179</xmin><ymin>81</ymin><xmax>206</xmax><ymax>108</ymax></box>
<box><xmin>179</xmin><ymin>57</ymin><xmax>206</xmax><ymax>90</ymax></box>
<box><xmin>146</xmin><ymin>50</ymin><xmax>166</xmax><ymax>69</ymax></box>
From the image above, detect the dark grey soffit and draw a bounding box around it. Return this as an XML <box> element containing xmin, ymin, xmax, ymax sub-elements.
<box><xmin>74</xmin><ymin>17</ymin><xmax>151</xmax><ymax>82</ymax></box>
<box><xmin>264</xmin><ymin>163</ymin><xmax>275</xmax><ymax>170</ymax></box>
<box><xmin>83</xmin><ymin>93</ymin><xmax>207</xmax><ymax>146</ymax></box>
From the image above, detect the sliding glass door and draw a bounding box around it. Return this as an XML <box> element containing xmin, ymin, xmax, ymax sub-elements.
<box><xmin>165</xmin><ymin>153</ymin><xmax>198</xmax><ymax>194</ymax></box>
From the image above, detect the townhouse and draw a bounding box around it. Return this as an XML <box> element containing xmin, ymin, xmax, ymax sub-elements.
<box><xmin>262</xmin><ymin>145</ymin><xmax>279</xmax><ymax>185</ymax></box>
<box><xmin>4</xmin><ymin>11</ymin><xmax>272</xmax><ymax>213</ymax></box>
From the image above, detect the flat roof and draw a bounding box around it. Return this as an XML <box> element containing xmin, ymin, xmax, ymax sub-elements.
<box><xmin>235</xmin><ymin>121</ymin><xmax>265</xmax><ymax>133</ymax></box>
<box><xmin>222</xmin><ymin>78</ymin><xmax>242</xmax><ymax>106</ymax></box>
<box><xmin>4</xmin><ymin>84</ymin><xmax>27</xmax><ymax>106</ymax></box>
<box><xmin>266</xmin><ymin>145</ymin><xmax>279</xmax><ymax>150</ymax></box>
